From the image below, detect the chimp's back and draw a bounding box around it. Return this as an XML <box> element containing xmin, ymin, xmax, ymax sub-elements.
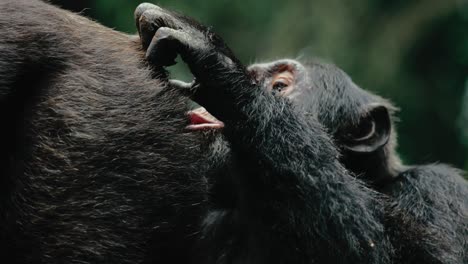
<box><xmin>0</xmin><ymin>1</ymin><xmax>208</xmax><ymax>263</ymax></box>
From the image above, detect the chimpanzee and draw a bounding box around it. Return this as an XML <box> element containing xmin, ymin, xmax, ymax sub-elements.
<box><xmin>244</xmin><ymin>59</ymin><xmax>468</xmax><ymax>263</ymax></box>
<box><xmin>0</xmin><ymin>2</ymin><xmax>463</xmax><ymax>264</ymax></box>
<box><xmin>135</xmin><ymin>3</ymin><xmax>467</xmax><ymax>263</ymax></box>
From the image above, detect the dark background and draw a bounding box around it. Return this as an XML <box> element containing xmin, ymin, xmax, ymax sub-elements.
<box><xmin>50</xmin><ymin>0</ymin><xmax>468</xmax><ymax>172</ymax></box>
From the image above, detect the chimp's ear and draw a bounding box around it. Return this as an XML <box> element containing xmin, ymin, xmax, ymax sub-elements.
<box><xmin>341</xmin><ymin>104</ymin><xmax>391</xmax><ymax>153</ymax></box>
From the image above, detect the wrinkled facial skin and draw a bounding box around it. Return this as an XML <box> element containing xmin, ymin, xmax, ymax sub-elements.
<box><xmin>249</xmin><ymin>60</ymin><xmax>314</xmax><ymax>112</ymax></box>
<box><xmin>248</xmin><ymin>59</ymin><xmax>385</xmax><ymax>133</ymax></box>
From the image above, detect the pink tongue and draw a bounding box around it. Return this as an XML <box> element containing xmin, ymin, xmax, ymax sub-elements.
<box><xmin>187</xmin><ymin>107</ymin><xmax>224</xmax><ymax>130</ymax></box>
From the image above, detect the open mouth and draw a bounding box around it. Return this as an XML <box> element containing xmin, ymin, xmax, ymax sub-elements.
<box><xmin>186</xmin><ymin>107</ymin><xmax>224</xmax><ymax>131</ymax></box>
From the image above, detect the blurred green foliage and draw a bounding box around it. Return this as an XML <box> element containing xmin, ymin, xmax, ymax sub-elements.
<box><xmin>52</xmin><ymin>0</ymin><xmax>468</xmax><ymax>171</ymax></box>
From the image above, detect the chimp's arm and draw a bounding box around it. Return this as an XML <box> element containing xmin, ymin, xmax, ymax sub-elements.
<box><xmin>136</xmin><ymin>4</ymin><xmax>391</xmax><ymax>264</ymax></box>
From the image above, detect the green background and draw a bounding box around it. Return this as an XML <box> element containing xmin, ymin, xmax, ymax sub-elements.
<box><xmin>51</xmin><ymin>0</ymin><xmax>468</xmax><ymax>172</ymax></box>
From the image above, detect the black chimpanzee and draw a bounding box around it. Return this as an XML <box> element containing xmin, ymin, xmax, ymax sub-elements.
<box><xmin>136</xmin><ymin>3</ymin><xmax>467</xmax><ymax>263</ymax></box>
<box><xmin>0</xmin><ymin>1</ymin><xmax>464</xmax><ymax>264</ymax></box>
<box><xmin>245</xmin><ymin>59</ymin><xmax>468</xmax><ymax>263</ymax></box>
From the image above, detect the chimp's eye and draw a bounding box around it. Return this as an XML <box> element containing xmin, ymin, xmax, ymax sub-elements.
<box><xmin>272</xmin><ymin>79</ymin><xmax>289</xmax><ymax>92</ymax></box>
<box><xmin>270</xmin><ymin>72</ymin><xmax>294</xmax><ymax>96</ymax></box>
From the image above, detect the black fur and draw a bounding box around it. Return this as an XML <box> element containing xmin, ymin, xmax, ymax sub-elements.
<box><xmin>1</xmin><ymin>1</ymin><xmax>466</xmax><ymax>263</ymax></box>
<box><xmin>0</xmin><ymin>1</ymin><xmax>210</xmax><ymax>263</ymax></box>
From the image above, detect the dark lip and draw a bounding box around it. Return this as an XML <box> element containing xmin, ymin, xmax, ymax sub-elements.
<box><xmin>186</xmin><ymin>107</ymin><xmax>224</xmax><ymax>131</ymax></box>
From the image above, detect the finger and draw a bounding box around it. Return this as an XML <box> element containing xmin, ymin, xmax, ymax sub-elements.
<box><xmin>137</xmin><ymin>7</ymin><xmax>181</xmax><ymax>49</ymax></box>
<box><xmin>169</xmin><ymin>79</ymin><xmax>197</xmax><ymax>97</ymax></box>
<box><xmin>135</xmin><ymin>3</ymin><xmax>159</xmax><ymax>36</ymax></box>
<box><xmin>169</xmin><ymin>79</ymin><xmax>193</xmax><ymax>90</ymax></box>
<box><xmin>146</xmin><ymin>27</ymin><xmax>191</xmax><ymax>67</ymax></box>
